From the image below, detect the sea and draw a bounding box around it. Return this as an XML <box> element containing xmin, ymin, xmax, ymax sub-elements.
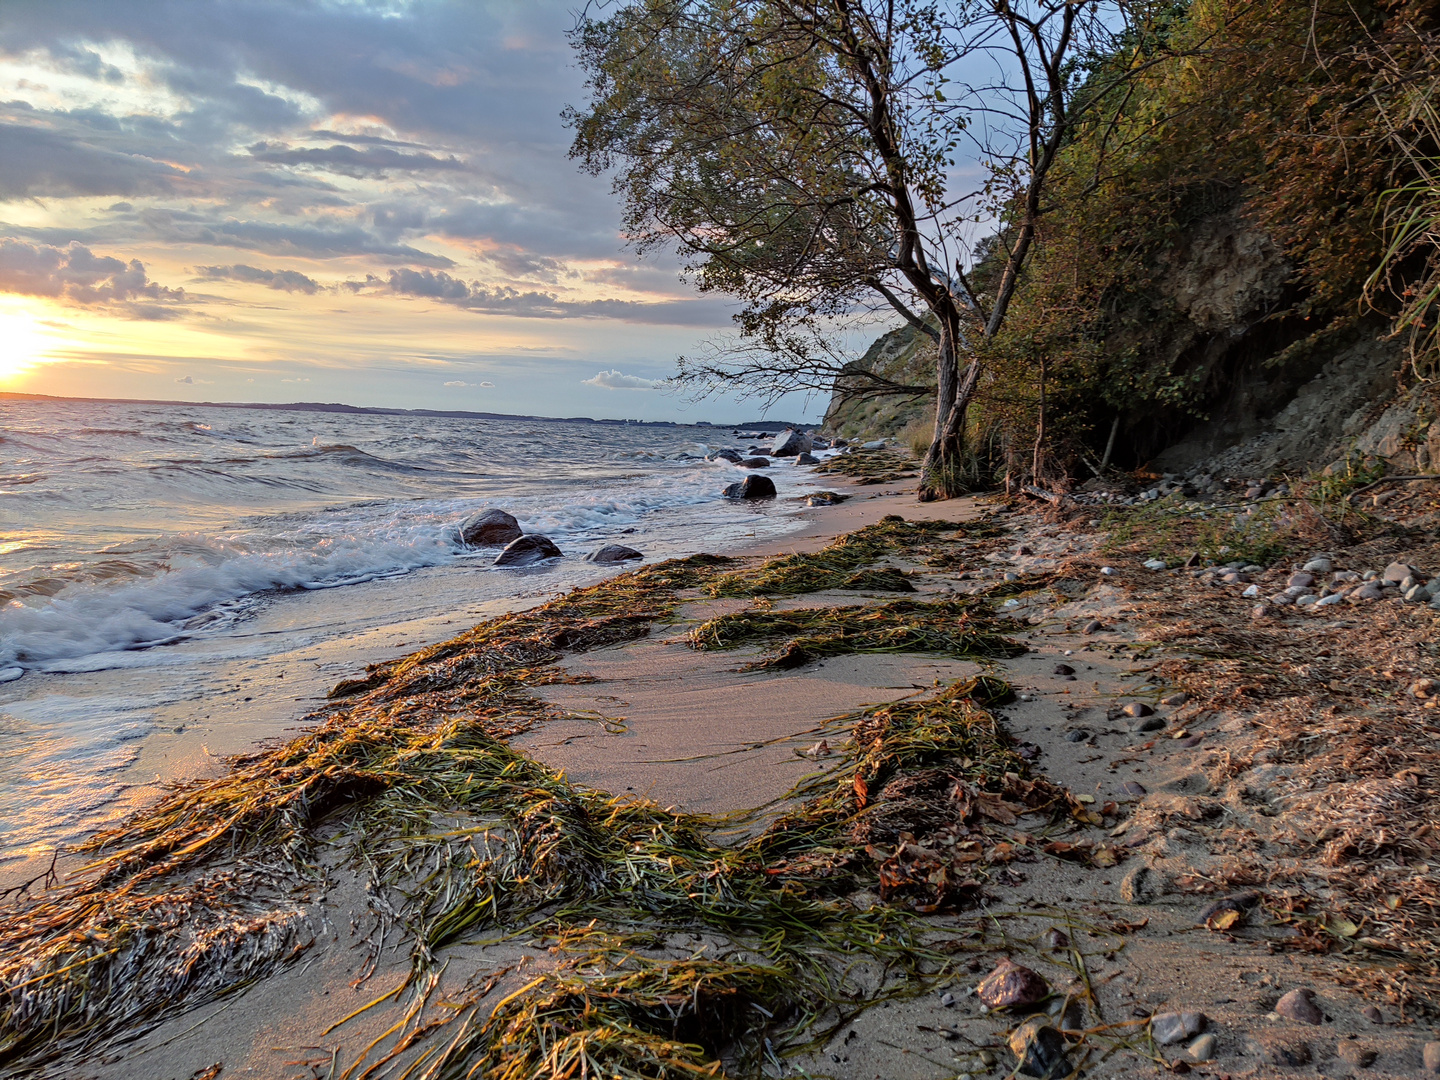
<box><xmin>0</xmin><ymin>398</ymin><xmax>835</xmax><ymax>868</ymax></box>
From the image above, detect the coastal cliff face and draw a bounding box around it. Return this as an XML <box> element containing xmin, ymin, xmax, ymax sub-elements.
<box><xmin>822</xmin><ymin>323</ymin><xmax>936</xmax><ymax>443</ymax></box>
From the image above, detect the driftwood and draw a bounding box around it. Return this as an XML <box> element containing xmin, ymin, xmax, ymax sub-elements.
<box><xmin>1022</xmin><ymin>484</ymin><xmax>1072</xmax><ymax>506</ymax></box>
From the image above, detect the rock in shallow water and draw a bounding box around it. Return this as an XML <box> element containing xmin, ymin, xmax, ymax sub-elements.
<box><xmin>460</xmin><ymin>508</ymin><xmax>522</xmax><ymax>547</ymax></box>
<box><xmin>770</xmin><ymin>428</ymin><xmax>812</xmax><ymax>456</ymax></box>
<box><xmin>494</xmin><ymin>534</ymin><xmax>563</xmax><ymax>566</ymax></box>
<box><xmin>722</xmin><ymin>475</ymin><xmax>776</xmax><ymax>500</ymax></box>
<box><xmin>584</xmin><ymin>544</ymin><xmax>643</xmax><ymax>564</ymax></box>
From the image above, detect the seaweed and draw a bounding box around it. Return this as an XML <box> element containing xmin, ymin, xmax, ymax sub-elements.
<box><xmin>688</xmin><ymin>597</ymin><xmax>1025</xmax><ymax>671</ymax></box>
<box><xmin>813</xmin><ymin>448</ymin><xmax>918</xmax><ymax>485</ymax></box>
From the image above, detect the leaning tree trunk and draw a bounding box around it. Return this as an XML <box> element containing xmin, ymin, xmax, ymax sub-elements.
<box><xmin>919</xmin><ymin>316</ymin><xmax>973</xmax><ymax>500</ymax></box>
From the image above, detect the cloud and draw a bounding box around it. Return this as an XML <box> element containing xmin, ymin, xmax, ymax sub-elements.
<box><xmin>0</xmin><ymin>123</ymin><xmax>186</xmax><ymax>199</ymax></box>
<box><xmin>143</xmin><ymin>212</ymin><xmax>455</xmax><ymax>266</ymax></box>
<box><xmin>0</xmin><ymin>238</ymin><xmax>184</xmax><ymax>306</ymax></box>
<box><xmin>583</xmin><ymin>369</ymin><xmax>661</xmax><ymax>390</ymax></box>
<box><xmin>248</xmin><ymin>141</ymin><xmax>466</xmax><ymax>177</ymax></box>
<box><xmin>378</xmin><ymin>268</ymin><xmax>730</xmax><ymax>325</ymax></box>
<box><xmin>443</xmin><ymin>379</ymin><xmax>468</xmax><ymax>387</ymax></box>
<box><xmin>176</xmin><ymin>375</ymin><xmax>192</xmax><ymax>383</ymax></box>
<box><xmin>479</xmin><ymin>380</ymin><xmax>495</xmax><ymax>387</ymax></box>
<box><xmin>194</xmin><ymin>263</ymin><xmax>320</xmax><ymax>293</ymax></box>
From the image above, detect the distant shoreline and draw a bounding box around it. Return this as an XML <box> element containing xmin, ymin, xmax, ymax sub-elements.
<box><xmin>0</xmin><ymin>390</ymin><xmax>805</xmax><ymax>432</ymax></box>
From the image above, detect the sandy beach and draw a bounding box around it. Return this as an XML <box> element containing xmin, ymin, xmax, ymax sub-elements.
<box><xmin>4</xmin><ymin>464</ymin><xmax>1440</xmax><ymax>1080</ymax></box>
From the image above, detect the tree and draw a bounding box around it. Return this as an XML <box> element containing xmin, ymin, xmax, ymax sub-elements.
<box><xmin>567</xmin><ymin>0</ymin><xmax>1133</xmax><ymax>497</ymax></box>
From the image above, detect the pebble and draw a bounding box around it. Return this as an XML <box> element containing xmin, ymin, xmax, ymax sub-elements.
<box><xmin>1303</xmin><ymin>557</ymin><xmax>1333</xmax><ymax>573</ymax></box>
<box><xmin>1288</xmin><ymin>573</ymin><xmax>1314</xmax><ymax>588</ymax></box>
<box><xmin>1144</xmin><ymin>558</ymin><xmax>1166</xmax><ymax>570</ymax></box>
<box><xmin>1064</xmin><ymin>728</ymin><xmax>1090</xmax><ymax>743</ymax></box>
<box><xmin>1151</xmin><ymin>1011</ymin><xmax>1208</xmax><ymax>1046</ymax></box>
<box><xmin>1251</xmin><ymin>603</ymin><xmax>1270</xmax><ymax>619</ymax></box>
<box><xmin>1008</xmin><ymin>1018</ymin><xmax>1070</xmax><ymax>1079</ymax></box>
<box><xmin>1053</xmin><ymin>663</ymin><xmax>1075</xmax><ymax>676</ymax></box>
<box><xmin>940</xmin><ymin>991</ymin><xmax>955</xmax><ymax>1007</ymax></box>
<box><xmin>976</xmin><ymin>959</ymin><xmax>1049</xmax><ymax>1009</ymax></box>
<box><xmin>1361</xmin><ymin>1006</ymin><xmax>1383</xmax><ymax>1024</ymax></box>
<box><xmin>1082</xmin><ymin>619</ymin><xmax>1103</xmax><ymax>634</ymax></box>
<box><xmin>1133</xmin><ymin>715</ymin><xmax>1166</xmax><ymax>732</ymax></box>
<box><xmin>1100</xmin><ymin>566</ymin><xmax>1117</xmax><ymax>576</ymax></box>
<box><xmin>1423</xmin><ymin>1041</ymin><xmax>1440</xmax><ymax>1073</ymax></box>
<box><xmin>1242</xmin><ymin>584</ymin><xmax>1261</xmax><ymax>598</ymax></box>
<box><xmin>1123</xmin><ymin>702</ymin><xmax>1154</xmax><ymax>718</ymax></box>
<box><xmin>1186</xmin><ymin>1033</ymin><xmax>1217</xmax><ymax>1062</ymax></box>
<box><xmin>1384</xmin><ymin>561</ymin><xmax>1420</xmax><ymax>583</ymax></box>
<box><xmin>1274</xmin><ymin>988</ymin><xmax>1324</xmax><ymax>1025</ymax></box>
<box><xmin>1161</xmin><ymin>691</ymin><xmax>1188</xmax><ymax>706</ymax></box>
<box><xmin>1315</xmin><ymin>592</ymin><xmax>1344</xmax><ymax>607</ymax></box>
<box><xmin>1247</xmin><ymin>1032</ymin><xmax>1312</xmax><ymax>1067</ymax></box>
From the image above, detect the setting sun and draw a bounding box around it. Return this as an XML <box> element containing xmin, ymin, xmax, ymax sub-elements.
<box><xmin>0</xmin><ymin>300</ymin><xmax>48</xmax><ymax>381</ymax></box>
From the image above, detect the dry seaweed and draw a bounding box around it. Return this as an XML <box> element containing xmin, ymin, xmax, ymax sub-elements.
<box><xmin>688</xmin><ymin>597</ymin><xmax>1025</xmax><ymax>671</ymax></box>
<box><xmin>813</xmin><ymin>448</ymin><xmax>918</xmax><ymax>485</ymax></box>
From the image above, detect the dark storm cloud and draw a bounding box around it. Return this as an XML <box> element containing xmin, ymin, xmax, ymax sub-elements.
<box><xmin>193</xmin><ymin>263</ymin><xmax>320</xmax><ymax>293</ymax></box>
<box><xmin>0</xmin><ymin>238</ymin><xmax>182</xmax><ymax>304</ymax></box>
<box><xmin>141</xmin><ymin>210</ymin><xmax>455</xmax><ymax>267</ymax></box>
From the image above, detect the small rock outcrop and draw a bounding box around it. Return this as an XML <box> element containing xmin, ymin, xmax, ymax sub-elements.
<box><xmin>459</xmin><ymin>508</ymin><xmax>522</xmax><ymax>547</ymax></box>
<box><xmin>794</xmin><ymin>451</ymin><xmax>820</xmax><ymax>465</ymax></box>
<box><xmin>585</xmin><ymin>544</ymin><xmax>643</xmax><ymax>564</ymax></box>
<box><xmin>494</xmin><ymin>534</ymin><xmax>563</xmax><ymax>566</ymax></box>
<box><xmin>739</xmin><ymin>457</ymin><xmax>770</xmax><ymax>468</ymax></box>
<box><xmin>722</xmin><ymin>475</ymin><xmax>777</xmax><ymax>499</ymax></box>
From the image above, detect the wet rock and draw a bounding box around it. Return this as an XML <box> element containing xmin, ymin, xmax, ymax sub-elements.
<box><xmin>1423</xmin><ymin>1041</ymin><xmax>1440</xmax><ymax>1073</ymax></box>
<box><xmin>1121</xmin><ymin>864</ymin><xmax>1163</xmax><ymax>904</ymax></box>
<box><xmin>1151</xmin><ymin>1011</ymin><xmax>1208</xmax><ymax>1046</ymax></box>
<box><xmin>1053</xmin><ymin>663</ymin><xmax>1075</xmax><ymax>676</ymax></box>
<box><xmin>1361</xmin><ymin>1006</ymin><xmax>1383</xmax><ymax>1024</ymax></box>
<box><xmin>459</xmin><ymin>508</ymin><xmax>522</xmax><ymax>547</ymax></box>
<box><xmin>723</xmin><ymin>475</ymin><xmax>777</xmax><ymax>500</ymax></box>
<box><xmin>494</xmin><ymin>534</ymin><xmax>563</xmax><ymax>566</ymax></box>
<box><xmin>1186</xmin><ymin>1033</ymin><xmax>1217</xmax><ymax>1062</ymax></box>
<box><xmin>1336</xmin><ymin>1040</ymin><xmax>1377</xmax><ymax>1068</ymax></box>
<box><xmin>1008</xmin><ymin>1017</ymin><xmax>1071</xmax><ymax>1079</ymax></box>
<box><xmin>977</xmin><ymin>959</ymin><xmax>1049</xmax><ymax>1009</ymax></box>
<box><xmin>1274</xmin><ymin>988</ymin><xmax>1323</xmax><ymax>1025</ymax></box>
<box><xmin>794</xmin><ymin>452</ymin><xmax>820</xmax><ymax>465</ymax></box>
<box><xmin>584</xmin><ymin>544</ymin><xmax>643</xmax><ymax>564</ymax></box>
<box><xmin>708</xmin><ymin>448</ymin><xmax>744</xmax><ymax>463</ymax></box>
<box><xmin>1161</xmin><ymin>691</ymin><xmax>1189</xmax><ymax>706</ymax></box>
<box><xmin>1123</xmin><ymin>702</ymin><xmax>1154</xmax><ymax>718</ymax></box>
<box><xmin>770</xmin><ymin>429</ymin><xmax>813</xmax><ymax>456</ymax></box>
<box><xmin>1082</xmin><ymin>619</ymin><xmax>1103</xmax><ymax>634</ymax></box>
<box><xmin>739</xmin><ymin>456</ymin><xmax>771</xmax><ymax>468</ymax></box>
<box><xmin>1133</xmin><ymin>715</ymin><xmax>1167</xmax><ymax>733</ymax></box>
<box><xmin>1246</xmin><ymin>1032</ymin><xmax>1311</xmax><ymax>1067</ymax></box>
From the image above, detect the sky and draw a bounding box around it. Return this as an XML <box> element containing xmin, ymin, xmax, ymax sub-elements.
<box><xmin>0</xmin><ymin>0</ymin><xmax>829</xmax><ymax>423</ymax></box>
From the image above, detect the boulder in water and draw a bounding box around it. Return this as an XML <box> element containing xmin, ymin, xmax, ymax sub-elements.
<box><xmin>770</xmin><ymin>428</ymin><xmax>813</xmax><ymax>456</ymax></box>
<box><xmin>708</xmin><ymin>448</ymin><xmax>744</xmax><ymax>464</ymax></box>
<box><xmin>723</xmin><ymin>475</ymin><xmax>777</xmax><ymax>499</ymax></box>
<box><xmin>795</xmin><ymin>452</ymin><xmax>820</xmax><ymax>465</ymax></box>
<box><xmin>494</xmin><ymin>534</ymin><xmax>563</xmax><ymax>566</ymax></box>
<box><xmin>585</xmin><ymin>544</ymin><xmax>643</xmax><ymax>564</ymax></box>
<box><xmin>460</xmin><ymin>508</ymin><xmax>522</xmax><ymax>547</ymax></box>
<box><xmin>740</xmin><ymin>457</ymin><xmax>770</xmax><ymax>468</ymax></box>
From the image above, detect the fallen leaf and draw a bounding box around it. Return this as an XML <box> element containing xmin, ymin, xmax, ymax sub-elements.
<box><xmin>1209</xmin><ymin>909</ymin><xmax>1241</xmax><ymax>931</ymax></box>
<box><xmin>1329</xmin><ymin>916</ymin><xmax>1359</xmax><ymax>938</ymax></box>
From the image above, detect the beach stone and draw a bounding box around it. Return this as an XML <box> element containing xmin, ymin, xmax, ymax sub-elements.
<box><xmin>1315</xmin><ymin>592</ymin><xmax>1345</xmax><ymax>607</ymax></box>
<box><xmin>794</xmin><ymin>452</ymin><xmax>820</xmax><ymax>465</ymax></box>
<box><xmin>1151</xmin><ymin>1011</ymin><xmax>1207</xmax><ymax>1046</ymax></box>
<box><xmin>739</xmin><ymin>456</ymin><xmax>770</xmax><ymax>468</ymax></box>
<box><xmin>1288</xmin><ymin>573</ymin><xmax>1315</xmax><ymax>588</ymax></box>
<box><xmin>977</xmin><ymin>959</ymin><xmax>1049</xmax><ymax>1009</ymax></box>
<box><xmin>1064</xmin><ymin>728</ymin><xmax>1089</xmax><ymax>742</ymax></box>
<box><xmin>1423</xmin><ymin>1041</ymin><xmax>1440</xmax><ymax>1073</ymax></box>
<box><xmin>1275</xmin><ymin>988</ymin><xmax>1324</xmax><ymax>1025</ymax></box>
<box><xmin>1336</xmin><ymin>1040</ymin><xmax>1377</xmax><ymax>1068</ymax></box>
<box><xmin>1133</xmin><ymin>715</ymin><xmax>1166</xmax><ymax>732</ymax></box>
<box><xmin>1186</xmin><ymin>1033</ymin><xmax>1217</xmax><ymax>1062</ymax></box>
<box><xmin>1082</xmin><ymin>619</ymin><xmax>1103</xmax><ymax>635</ymax></box>
<box><xmin>1383</xmin><ymin>561</ymin><xmax>1420</xmax><ymax>583</ymax></box>
<box><xmin>1361</xmin><ymin>1006</ymin><xmax>1383</xmax><ymax>1024</ymax></box>
<box><xmin>1120</xmin><ymin>864</ymin><xmax>1162</xmax><ymax>903</ymax></box>
<box><xmin>1161</xmin><ymin>691</ymin><xmax>1188</xmax><ymax>706</ymax></box>
<box><xmin>722</xmin><ymin>475</ymin><xmax>777</xmax><ymax>500</ymax></box>
<box><xmin>1123</xmin><ymin>702</ymin><xmax>1154</xmax><ymax>718</ymax></box>
<box><xmin>770</xmin><ymin>428</ymin><xmax>812</xmax><ymax>456</ymax></box>
<box><xmin>1304</xmin><ymin>557</ymin><xmax>1334</xmax><ymax>573</ymax></box>
<box><xmin>1246</xmin><ymin>1032</ymin><xmax>1311</xmax><ymax>1067</ymax></box>
<box><xmin>1008</xmin><ymin>1017</ymin><xmax>1070</xmax><ymax>1079</ymax></box>
<box><xmin>1197</xmin><ymin>890</ymin><xmax>1262</xmax><ymax>928</ymax></box>
<box><xmin>459</xmin><ymin>508</ymin><xmax>522</xmax><ymax>547</ymax></box>
<box><xmin>584</xmin><ymin>544</ymin><xmax>643</xmax><ymax>564</ymax></box>
<box><xmin>1352</xmin><ymin>582</ymin><xmax>1385</xmax><ymax>602</ymax></box>
<box><xmin>494</xmin><ymin>534</ymin><xmax>563</xmax><ymax>566</ymax></box>
<box><xmin>708</xmin><ymin>448</ymin><xmax>744</xmax><ymax>463</ymax></box>
<box><xmin>1053</xmin><ymin>663</ymin><xmax>1075</xmax><ymax>676</ymax></box>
